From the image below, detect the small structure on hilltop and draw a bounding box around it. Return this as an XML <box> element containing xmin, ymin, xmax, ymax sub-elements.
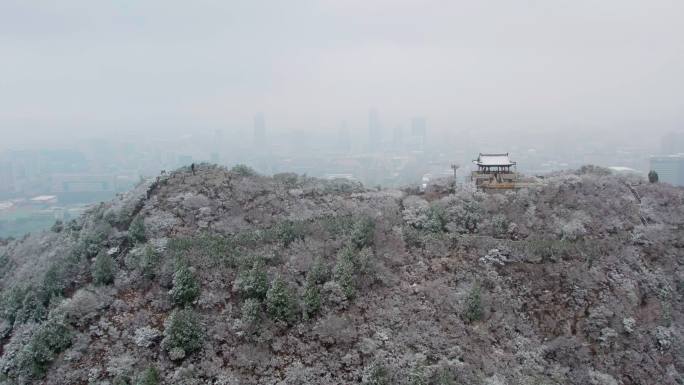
<box><xmin>471</xmin><ymin>153</ymin><xmax>530</xmax><ymax>190</ymax></box>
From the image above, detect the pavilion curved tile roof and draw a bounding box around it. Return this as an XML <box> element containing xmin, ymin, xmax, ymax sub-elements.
<box><xmin>474</xmin><ymin>153</ymin><xmax>516</xmax><ymax>167</ymax></box>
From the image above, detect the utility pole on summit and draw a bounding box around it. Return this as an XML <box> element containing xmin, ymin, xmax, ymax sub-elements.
<box><xmin>451</xmin><ymin>164</ymin><xmax>460</xmax><ymax>184</ymax></box>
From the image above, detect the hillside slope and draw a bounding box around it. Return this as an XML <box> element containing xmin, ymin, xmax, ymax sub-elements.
<box><xmin>0</xmin><ymin>164</ymin><xmax>682</xmax><ymax>385</ymax></box>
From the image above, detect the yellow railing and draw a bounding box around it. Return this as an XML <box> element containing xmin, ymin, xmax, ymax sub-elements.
<box><xmin>471</xmin><ymin>171</ymin><xmax>538</xmax><ymax>190</ymax></box>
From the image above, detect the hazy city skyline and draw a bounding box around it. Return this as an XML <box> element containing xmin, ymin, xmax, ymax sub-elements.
<box><xmin>2</xmin><ymin>0</ymin><xmax>684</xmax><ymax>150</ymax></box>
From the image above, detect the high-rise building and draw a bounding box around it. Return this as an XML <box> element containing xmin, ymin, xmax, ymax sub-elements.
<box><xmin>393</xmin><ymin>126</ymin><xmax>404</xmax><ymax>148</ymax></box>
<box><xmin>407</xmin><ymin>117</ymin><xmax>427</xmax><ymax>151</ymax></box>
<box><xmin>338</xmin><ymin>121</ymin><xmax>351</xmax><ymax>153</ymax></box>
<box><xmin>650</xmin><ymin>154</ymin><xmax>684</xmax><ymax>186</ymax></box>
<box><xmin>411</xmin><ymin>117</ymin><xmax>427</xmax><ymax>147</ymax></box>
<box><xmin>254</xmin><ymin>112</ymin><xmax>266</xmax><ymax>145</ymax></box>
<box><xmin>411</xmin><ymin>117</ymin><xmax>426</xmax><ymax>137</ymax></box>
<box><xmin>368</xmin><ymin>109</ymin><xmax>381</xmax><ymax>151</ymax></box>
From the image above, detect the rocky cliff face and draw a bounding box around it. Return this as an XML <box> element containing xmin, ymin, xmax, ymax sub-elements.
<box><xmin>0</xmin><ymin>164</ymin><xmax>681</xmax><ymax>385</ymax></box>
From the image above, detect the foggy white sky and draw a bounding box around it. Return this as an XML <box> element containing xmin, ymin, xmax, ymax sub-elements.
<box><xmin>1</xmin><ymin>0</ymin><xmax>683</xmax><ymax>149</ymax></box>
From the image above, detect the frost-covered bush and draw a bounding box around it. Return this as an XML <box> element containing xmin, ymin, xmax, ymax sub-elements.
<box><xmin>306</xmin><ymin>256</ymin><xmax>328</xmax><ymax>285</ymax></box>
<box><xmin>66</xmin><ymin>218</ymin><xmax>81</xmax><ymax>232</ymax></box>
<box><xmin>107</xmin><ymin>353</ymin><xmax>136</xmax><ymax>378</ymax></box>
<box><xmin>424</xmin><ymin>206</ymin><xmax>447</xmax><ymax>233</ymax></box>
<box><xmin>169</xmin><ymin>265</ymin><xmax>200</xmax><ymax>306</ymax></box>
<box><xmin>403</xmin><ymin>196</ymin><xmax>447</xmax><ymax>233</ymax></box>
<box><xmin>302</xmin><ymin>281</ymin><xmax>321</xmax><ymax>321</ymax></box>
<box><xmin>276</xmin><ymin>220</ymin><xmax>306</xmax><ymax>247</ymax></box>
<box><xmin>51</xmin><ymin>220</ymin><xmax>63</xmax><ymax>233</ymax></box>
<box><xmin>139</xmin><ymin>244</ymin><xmax>160</xmax><ymax>279</ymax></box>
<box><xmin>41</xmin><ymin>264</ymin><xmax>66</xmax><ymax>303</ymax></box>
<box><xmin>577</xmin><ymin>165</ymin><xmax>612</xmax><ymax>176</ymax></box>
<box><xmin>490</xmin><ymin>214</ymin><xmax>509</xmax><ymax>238</ymax></box>
<box><xmin>241</xmin><ymin>298</ymin><xmax>261</xmax><ymax>329</ymax></box>
<box><xmin>266</xmin><ymin>275</ymin><xmax>296</xmax><ymax>323</ymax></box>
<box><xmin>236</xmin><ymin>260</ymin><xmax>268</xmax><ymax>300</ymax></box>
<box><xmin>408</xmin><ymin>363</ymin><xmax>427</xmax><ymax>385</ymax></box>
<box><xmin>136</xmin><ymin>366</ymin><xmax>160</xmax><ymax>385</ymax></box>
<box><xmin>323</xmin><ymin>178</ymin><xmax>363</xmax><ymax>194</ymax></box>
<box><xmin>58</xmin><ymin>289</ymin><xmax>103</xmax><ymax>326</ymax></box>
<box><xmin>334</xmin><ymin>246</ymin><xmax>357</xmax><ymax>300</ymax></box>
<box><xmin>167</xmin><ymin>235</ymin><xmax>229</xmax><ymax>261</ymax></box>
<box><xmin>0</xmin><ymin>322</ymin><xmax>34</xmax><ymax>374</ymax></box>
<box><xmin>463</xmin><ymin>285</ymin><xmax>483</xmax><ymax>323</ymax></box>
<box><xmin>133</xmin><ymin>326</ymin><xmax>161</xmax><ymax>348</ymax></box>
<box><xmin>322</xmin><ymin>281</ymin><xmax>346</xmax><ymax>308</ymax></box>
<box><xmin>0</xmin><ymin>319</ymin><xmax>11</xmax><ymax>340</ymax></box>
<box><xmin>15</xmin><ymin>289</ymin><xmax>46</xmax><ymax>324</ymax></box>
<box><xmin>523</xmin><ymin>238</ymin><xmax>574</xmax><ymax>262</ymax></box>
<box><xmin>301</xmin><ymin>257</ymin><xmax>328</xmax><ymax>320</ymax></box>
<box><xmin>231</xmin><ymin>164</ymin><xmax>257</xmax><ymax>177</ymax></box>
<box><xmin>92</xmin><ymin>252</ymin><xmax>115</xmax><ymax>285</ymax></box>
<box><xmin>332</xmin><ymin>244</ymin><xmax>377</xmax><ymax>300</ymax></box>
<box><xmin>351</xmin><ymin>217</ymin><xmax>375</xmax><ymax>249</ymax></box>
<box><xmin>648</xmin><ymin>170</ymin><xmax>659</xmax><ymax>183</ymax></box>
<box><xmin>128</xmin><ymin>216</ymin><xmax>146</xmax><ymax>244</ymax></box>
<box><xmin>558</xmin><ymin>213</ymin><xmax>588</xmax><ymax>241</ymax></box>
<box><xmin>16</xmin><ymin>318</ymin><xmax>72</xmax><ymax>378</ymax></box>
<box><xmin>273</xmin><ymin>172</ymin><xmax>299</xmax><ymax>187</ymax></box>
<box><xmin>435</xmin><ymin>368</ymin><xmax>455</xmax><ymax>385</ymax></box>
<box><xmin>403</xmin><ymin>196</ymin><xmax>431</xmax><ymax>228</ymax></box>
<box><xmin>0</xmin><ymin>253</ymin><xmax>12</xmax><ymax>280</ymax></box>
<box><xmin>363</xmin><ymin>361</ymin><xmax>390</xmax><ymax>385</ymax></box>
<box><xmin>79</xmin><ymin>221</ymin><xmax>113</xmax><ymax>258</ymax></box>
<box><xmin>112</xmin><ymin>374</ymin><xmax>132</xmax><ymax>385</ymax></box>
<box><xmin>443</xmin><ymin>195</ymin><xmax>482</xmax><ymax>233</ymax></box>
<box><xmin>356</xmin><ymin>247</ymin><xmax>378</xmax><ymax>283</ymax></box>
<box><xmin>161</xmin><ymin>308</ymin><xmax>203</xmax><ymax>360</ymax></box>
<box><xmin>402</xmin><ymin>226</ymin><xmax>424</xmax><ymax>249</ymax></box>
<box><xmin>104</xmin><ymin>209</ymin><xmax>118</xmax><ymax>226</ymax></box>
<box><xmin>0</xmin><ymin>286</ymin><xmax>27</xmax><ymax>325</ymax></box>
<box><xmin>321</xmin><ymin>215</ymin><xmax>355</xmax><ymax>238</ymax></box>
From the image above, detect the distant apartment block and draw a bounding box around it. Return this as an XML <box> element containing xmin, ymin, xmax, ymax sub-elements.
<box><xmin>650</xmin><ymin>154</ymin><xmax>684</xmax><ymax>186</ymax></box>
<box><xmin>410</xmin><ymin>117</ymin><xmax>427</xmax><ymax>149</ymax></box>
<box><xmin>51</xmin><ymin>174</ymin><xmax>117</xmax><ymax>193</ymax></box>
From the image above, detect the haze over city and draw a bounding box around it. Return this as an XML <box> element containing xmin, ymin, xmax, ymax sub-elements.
<box><xmin>1</xmin><ymin>0</ymin><xmax>684</xmax><ymax>236</ymax></box>
<box><xmin>2</xmin><ymin>0</ymin><xmax>683</xmax><ymax>147</ymax></box>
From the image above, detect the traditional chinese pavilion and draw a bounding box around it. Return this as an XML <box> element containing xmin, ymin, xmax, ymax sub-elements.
<box><xmin>471</xmin><ymin>153</ymin><xmax>521</xmax><ymax>190</ymax></box>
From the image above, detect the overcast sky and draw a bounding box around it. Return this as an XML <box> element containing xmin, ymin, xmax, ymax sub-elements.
<box><xmin>1</xmin><ymin>0</ymin><xmax>683</xmax><ymax>149</ymax></box>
